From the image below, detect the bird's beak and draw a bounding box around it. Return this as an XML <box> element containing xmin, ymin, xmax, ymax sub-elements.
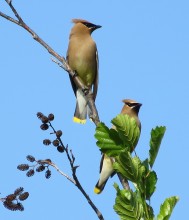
<box><xmin>91</xmin><ymin>24</ymin><xmax>102</xmax><ymax>31</ymax></box>
<box><xmin>137</xmin><ymin>103</ymin><xmax>142</xmax><ymax>107</ymax></box>
<box><xmin>95</xmin><ymin>24</ymin><xmax>102</xmax><ymax>29</ymax></box>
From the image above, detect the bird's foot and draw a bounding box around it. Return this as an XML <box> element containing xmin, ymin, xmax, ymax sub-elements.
<box><xmin>82</xmin><ymin>88</ymin><xmax>89</xmax><ymax>96</ymax></box>
<box><xmin>73</xmin><ymin>70</ymin><xmax>78</xmax><ymax>78</ymax></box>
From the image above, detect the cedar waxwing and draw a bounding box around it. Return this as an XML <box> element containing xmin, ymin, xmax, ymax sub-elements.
<box><xmin>66</xmin><ymin>19</ymin><xmax>101</xmax><ymax>124</ymax></box>
<box><xmin>94</xmin><ymin>99</ymin><xmax>142</xmax><ymax>194</ymax></box>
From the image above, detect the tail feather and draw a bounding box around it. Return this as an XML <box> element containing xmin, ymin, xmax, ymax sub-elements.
<box><xmin>94</xmin><ymin>180</ymin><xmax>108</xmax><ymax>194</ymax></box>
<box><xmin>94</xmin><ymin>155</ymin><xmax>115</xmax><ymax>194</ymax></box>
<box><xmin>73</xmin><ymin>117</ymin><xmax>86</xmax><ymax>124</ymax></box>
<box><xmin>73</xmin><ymin>89</ymin><xmax>87</xmax><ymax>124</ymax></box>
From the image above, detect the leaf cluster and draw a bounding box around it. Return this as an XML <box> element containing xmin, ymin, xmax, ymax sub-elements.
<box><xmin>95</xmin><ymin>114</ymin><xmax>178</xmax><ymax>220</ymax></box>
<box><xmin>95</xmin><ymin>114</ymin><xmax>140</xmax><ymax>156</ymax></box>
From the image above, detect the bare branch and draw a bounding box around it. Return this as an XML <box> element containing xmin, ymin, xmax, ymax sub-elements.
<box><xmin>37</xmin><ymin>157</ymin><xmax>104</xmax><ymax>220</ymax></box>
<box><xmin>39</xmin><ymin>159</ymin><xmax>76</xmax><ymax>185</ymax></box>
<box><xmin>0</xmin><ymin>11</ymin><xmax>19</xmax><ymax>25</ymax></box>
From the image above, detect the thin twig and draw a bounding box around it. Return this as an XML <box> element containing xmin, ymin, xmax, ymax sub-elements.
<box><xmin>0</xmin><ymin>10</ymin><xmax>19</xmax><ymax>25</ymax></box>
<box><xmin>117</xmin><ymin>174</ymin><xmax>130</xmax><ymax>190</ymax></box>
<box><xmin>51</xmin><ymin>58</ymin><xmax>65</xmax><ymax>69</ymax></box>
<box><xmin>39</xmin><ymin>159</ymin><xmax>76</xmax><ymax>185</ymax></box>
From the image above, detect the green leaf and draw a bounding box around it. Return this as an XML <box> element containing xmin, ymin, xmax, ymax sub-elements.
<box><xmin>114</xmin><ymin>184</ymin><xmax>143</xmax><ymax>220</ymax></box>
<box><xmin>157</xmin><ymin>196</ymin><xmax>179</xmax><ymax>220</ymax></box>
<box><xmin>95</xmin><ymin>122</ymin><xmax>124</xmax><ymax>156</ymax></box>
<box><xmin>111</xmin><ymin>114</ymin><xmax>140</xmax><ymax>152</ymax></box>
<box><xmin>149</xmin><ymin>126</ymin><xmax>166</xmax><ymax>168</ymax></box>
<box><xmin>113</xmin><ymin>151</ymin><xmax>145</xmax><ymax>184</ymax></box>
<box><xmin>95</xmin><ymin>115</ymin><xmax>141</xmax><ymax>156</ymax></box>
<box><xmin>145</xmin><ymin>171</ymin><xmax>157</xmax><ymax>200</ymax></box>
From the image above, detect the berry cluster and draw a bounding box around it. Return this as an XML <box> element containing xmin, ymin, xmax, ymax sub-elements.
<box><xmin>2</xmin><ymin>187</ymin><xmax>29</xmax><ymax>211</ymax></box>
<box><xmin>37</xmin><ymin>112</ymin><xmax>65</xmax><ymax>153</ymax></box>
<box><xmin>17</xmin><ymin>155</ymin><xmax>51</xmax><ymax>179</ymax></box>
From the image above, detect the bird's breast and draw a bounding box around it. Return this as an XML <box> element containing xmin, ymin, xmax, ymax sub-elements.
<box><xmin>68</xmin><ymin>37</ymin><xmax>97</xmax><ymax>87</ymax></box>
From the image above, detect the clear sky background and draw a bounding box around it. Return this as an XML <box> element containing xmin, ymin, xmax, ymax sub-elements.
<box><xmin>0</xmin><ymin>0</ymin><xmax>188</xmax><ymax>219</ymax></box>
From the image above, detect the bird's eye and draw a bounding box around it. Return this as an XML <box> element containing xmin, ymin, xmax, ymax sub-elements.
<box><xmin>83</xmin><ymin>22</ymin><xmax>91</xmax><ymax>28</ymax></box>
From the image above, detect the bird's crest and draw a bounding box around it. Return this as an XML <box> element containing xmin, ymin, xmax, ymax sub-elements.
<box><xmin>72</xmin><ymin>18</ymin><xmax>90</xmax><ymax>24</ymax></box>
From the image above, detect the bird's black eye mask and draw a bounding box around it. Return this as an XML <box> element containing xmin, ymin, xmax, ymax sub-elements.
<box><xmin>82</xmin><ymin>22</ymin><xmax>96</xmax><ymax>29</ymax></box>
<box><xmin>126</xmin><ymin>103</ymin><xmax>137</xmax><ymax>107</ymax></box>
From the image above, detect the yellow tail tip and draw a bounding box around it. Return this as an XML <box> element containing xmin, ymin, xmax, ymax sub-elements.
<box><xmin>94</xmin><ymin>187</ymin><xmax>101</xmax><ymax>194</ymax></box>
<box><xmin>73</xmin><ymin>117</ymin><xmax>86</xmax><ymax>124</ymax></box>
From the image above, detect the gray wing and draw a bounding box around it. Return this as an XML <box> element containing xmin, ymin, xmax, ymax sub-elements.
<box><xmin>93</xmin><ymin>50</ymin><xmax>99</xmax><ymax>101</ymax></box>
<box><xmin>66</xmin><ymin>50</ymin><xmax>77</xmax><ymax>97</ymax></box>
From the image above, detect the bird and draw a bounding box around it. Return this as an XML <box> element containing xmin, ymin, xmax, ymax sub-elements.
<box><xmin>66</xmin><ymin>19</ymin><xmax>101</xmax><ymax>124</ymax></box>
<box><xmin>94</xmin><ymin>99</ymin><xmax>142</xmax><ymax>194</ymax></box>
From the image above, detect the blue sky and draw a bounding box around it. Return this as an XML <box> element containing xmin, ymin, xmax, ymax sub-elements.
<box><xmin>0</xmin><ymin>0</ymin><xmax>188</xmax><ymax>219</ymax></box>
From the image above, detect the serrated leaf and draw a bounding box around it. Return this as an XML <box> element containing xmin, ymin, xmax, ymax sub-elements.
<box><xmin>95</xmin><ymin>122</ymin><xmax>125</xmax><ymax>156</ymax></box>
<box><xmin>113</xmin><ymin>151</ymin><xmax>145</xmax><ymax>184</ymax></box>
<box><xmin>149</xmin><ymin>126</ymin><xmax>166</xmax><ymax>168</ymax></box>
<box><xmin>111</xmin><ymin>114</ymin><xmax>140</xmax><ymax>152</ymax></box>
<box><xmin>157</xmin><ymin>196</ymin><xmax>179</xmax><ymax>220</ymax></box>
<box><xmin>145</xmin><ymin>171</ymin><xmax>157</xmax><ymax>200</ymax></box>
<box><xmin>114</xmin><ymin>184</ymin><xmax>143</xmax><ymax>220</ymax></box>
